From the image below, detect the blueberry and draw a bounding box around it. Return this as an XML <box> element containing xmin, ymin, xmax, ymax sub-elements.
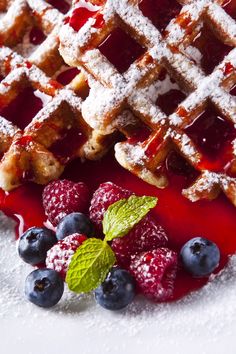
<box><xmin>180</xmin><ymin>237</ymin><xmax>220</xmax><ymax>277</ymax></box>
<box><xmin>95</xmin><ymin>268</ymin><xmax>136</xmax><ymax>310</ymax></box>
<box><xmin>18</xmin><ymin>227</ymin><xmax>57</xmax><ymax>265</ymax></box>
<box><xmin>25</xmin><ymin>268</ymin><xmax>64</xmax><ymax>308</ymax></box>
<box><xmin>56</xmin><ymin>212</ymin><xmax>94</xmax><ymax>240</ymax></box>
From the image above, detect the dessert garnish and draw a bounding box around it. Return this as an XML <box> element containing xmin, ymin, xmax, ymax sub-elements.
<box><xmin>25</xmin><ymin>268</ymin><xmax>64</xmax><ymax>308</ymax></box>
<box><xmin>180</xmin><ymin>237</ymin><xmax>220</xmax><ymax>277</ymax></box>
<box><xmin>46</xmin><ymin>233</ymin><xmax>87</xmax><ymax>280</ymax></box>
<box><xmin>94</xmin><ymin>267</ymin><xmax>136</xmax><ymax>311</ymax></box>
<box><xmin>16</xmin><ymin>180</ymin><xmax>221</xmax><ymax>310</ymax></box>
<box><xmin>18</xmin><ymin>227</ymin><xmax>57</xmax><ymax>266</ymax></box>
<box><xmin>42</xmin><ymin>180</ymin><xmax>90</xmax><ymax>226</ymax></box>
<box><xmin>66</xmin><ymin>194</ymin><xmax>157</xmax><ymax>294</ymax></box>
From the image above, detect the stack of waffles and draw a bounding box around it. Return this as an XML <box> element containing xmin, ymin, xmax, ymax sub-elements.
<box><xmin>1</xmin><ymin>0</ymin><xmax>236</xmax><ymax>208</ymax></box>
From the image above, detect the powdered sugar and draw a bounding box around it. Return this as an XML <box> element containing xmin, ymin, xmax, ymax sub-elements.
<box><xmin>59</xmin><ymin>0</ymin><xmax>236</xmax><ymax>205</ymax></box>
<box><xmin>1</xmin><ymin>212</ymin><xmax>236</xmax><ymax>353</ymax></box>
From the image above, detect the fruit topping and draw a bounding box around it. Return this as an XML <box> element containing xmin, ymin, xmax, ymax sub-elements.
<box><xmin>66</xmin><ymin>195</ymin><xmax>157</xmax><ymax>295</ymax></box>
<box><xmin>180</xmin><ymin>237</ymin><xmax>220</xmax><ymax>277</ymax></box>
<box><xmin>111</xmin><ymin>216</ymin><xmax>168</xmax><ymax>268</ymax></box>
<box><xmin>95</xmin><ymin>267</ymin><xmax>136</xmax><ymax>310</ymax></box>
<box><xmin>46</xmin><ymin>233</ymin><xmax>87</xmax><ymax>280</ymax></box>
<box><xmin>90</xmin><ymin>182</ymin><xmax>168</xmax><ymax>267</ymax></box>
<box><xmin>89</xmin><ymin>182</ymin><xmax>132</xmax><ymax>231</ymax></box>
<box><xmin>42</xmin><ymin>179</ymin><xmax>90</xmax><ymax>226</ymax></box>
<box><xmin>129</xmin><ymin>248</ymin><xmax>178</xmax><ymax>302</ymax></box>
<box><xmin>25</xmin><ymin>268</ymin><xmax>64</xmax><ymax>308</ymax></box>
<box><xmin>18</xmin><ymin>227</ymin><xmax>57</xmax><ymax>265</ymax></box>
<box><xmin>56</xmin><ymin>212</ymin><xmax>95</xmax><ymax>240</ymax></box>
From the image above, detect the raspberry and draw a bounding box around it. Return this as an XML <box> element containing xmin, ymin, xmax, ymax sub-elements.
<box><xmin>46</xmin><ymin>233</ymin><xmax>87</xmax><ymax>280</ymax></box>
<box><xmin>129</xmin><ymin>248</ymin><xmax>178</xmax><ymax>302</ymax></box>
<box><xmin>89</xmin><ymin>182</ymin><xmax>132</xmax><ymax>231</ymax></box>
<box><xmin>111</xmin><ymin>217</ymin><xmax>168</xmax><ymax>268</ymax></box>
<box><xmin>42</xmin><ymin>179</ymin><xmax>90</xmax><ymax>226</ymax></box>
<box><xmin>89</xmin><ymin>182</ymin><xmax>168</xmax><ymax>267</ymax></box>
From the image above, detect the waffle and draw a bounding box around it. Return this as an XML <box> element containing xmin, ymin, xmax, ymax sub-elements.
<box><xmin>59</xmin><ymin>0</ymin><xmax>236</xmax><ymax>206</ymax></box>
<box><xmin>0</xmin><ymin>0</ymin><xmax>115</xmax><ymax>191</ymax></box>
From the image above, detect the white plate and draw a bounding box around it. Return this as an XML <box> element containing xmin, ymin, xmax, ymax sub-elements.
<box><xmin>1</xmin><ymin>212</ymin><xmax>236</xmax><ymax>354</ymax></box>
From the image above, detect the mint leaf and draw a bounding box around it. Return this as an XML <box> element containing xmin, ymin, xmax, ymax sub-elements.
<box><xmin>66</xmin><ymin>238</ymin><xmax>116</xmax><ymax>293</ymax></box>
<box><xmin>103</xmin><ymin>195</ymin><xmax>158</xmax><ymax>242</ymax></box>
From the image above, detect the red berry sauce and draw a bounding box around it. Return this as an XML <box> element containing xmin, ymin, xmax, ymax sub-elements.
<box><xmin>68</xmin><ymin>1</ymin><xmax>104</xmax><ymax>32</ymax></box>
<box><xmin>192</xmin><ymin>24</ymin><xmax>233</xmax><ymax>74</ymax></box>
<box><xmin>56</xmin><ymin>67</ymin><xmax>80</xmax><ymax>85</ymax></box>
<box><xmin>157</xmin><ymin>89</ymin><xmax>186</xmax><ymax>116</ymax></box>
<box><xmin>0</xmin><ymin>146</ymin><xmax>236</xmax><ymax>301</ymax></box>
<box><xmin>139</xmin><ymin>0</ymin><xmax>182</xmax><ymax>33</ymax></box>
<box><xmin>185</xmin><ymin>104</ymin><xmax>236</xmax><ymax>173</ymax></box>
<box><xmin>223</xmin><ymin>0</ymin><xmax>236</xmax><ymax>19</ymax></box>
<box><xmin>98</xmin><ymin>28</ymin><xmax>145</xmax><ymax>73</ymax></box>
<box><xmin>29</xmin><ymin>27</ymin><xmax>46</xmax><ymax>46</ymax></box>
<box><xmin>0</xmin><ymin>87</ymin><xmax>44</xmax><ymax>129</ymax></box>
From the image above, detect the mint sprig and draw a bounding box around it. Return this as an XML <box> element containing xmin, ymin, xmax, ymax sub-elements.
<box><xmin>103</xmin><ymin>196</ymin><xmax>157</xmax><ymax>241</ymax></box>
<box><xmin>66</xmin><ymin>239</ymin><xmax>116</xmax><ymax>293</ymax></box>
<box><xmin>66</xmin><ymin>195</ymin><xmax>158</xmax><ymax>293</ymax></box>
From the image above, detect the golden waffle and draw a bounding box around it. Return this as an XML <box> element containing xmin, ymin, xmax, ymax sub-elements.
<box><xmin>0</xmin><ymin>0</ymin><xmax>113</xmax><ymax>191</ymax></box>
<box><xmin>59</xmin><ymin>0</ymin><xmax>236</xmax><ymax>206</ymax></box>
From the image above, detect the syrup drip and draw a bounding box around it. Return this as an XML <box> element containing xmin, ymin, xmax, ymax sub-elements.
<box><xmin>98</xmin><ymin>28</ymin><xmax>145</xmax><ymax>73</ymax></box>
<box><xmin>68</xmin><ymin>1</ymin><xmax>104</xmax><ymax>32</ymax></box>
<box><xmin>139</xmin><ymin>0</ymin><xmax>182</xmax><ymax>33</ymax></box>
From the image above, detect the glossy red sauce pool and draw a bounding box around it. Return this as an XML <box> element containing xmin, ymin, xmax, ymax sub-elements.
<box><xmin>0</xmin><ymin>152</ymin><xmax>236</xmax><ymax>301</ymax></box>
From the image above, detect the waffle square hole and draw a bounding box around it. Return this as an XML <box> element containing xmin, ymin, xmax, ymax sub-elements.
<box><xmin>165</xmin><ymin>150</ymin><xmax>199</xmax><ymax>180</ymax></box>
<box><xmin>0</xmin><ymin>12</ymin><xmax>6</xmax><ymax>20</ymax></box>
<box><xmin>50</xmin><ymin>126</ymin><xmax>87</xmax><ymax>163</ymax></box>
<box><xmin>223</xmin><ymin>0</ymin><xmax>236</xmax><ymax>20</ymax></box>
<box><xmin>14</xmin><ymin>27</ymin><xmax>46</xmax><ymax>58</ymax></box>
<box><xmin>191</xmin><ymin>24</ymin><xmax>233</xmax><ymax>75</ymax></box>
<box><xmin>0</xmin><ymin>87</ymin><xmax>51</xmax><ymax>130</ymax></box>
<box><xmin>230</xmin><ymin>84</ymin><xmax>236</xmax><ymax>96</ymax></box>
<box><xmin>139</xmin><ymin>0</ymin><xmax>182</xmax><ymax>33</ymax></box>
<box><xmin>98</xmin><ymin>27</ymin><xmax>145</xmax><ymax>73</ymax></box>
<box><xmin>46</xmin><ymin>0</ymin><xmax>70</xmax><ymax>14</ymax></box>
<box><xmin>185</xmin><ymin>103</ymin><xmax>236</xmax><ymax>170</ymax></box>
<box><xmin>155</xmin><ymin>69</ymin><xmax>186</xmax><ymax>115</ymax></box>
<box><xmin>56</xmin><ymin>67</ymin><xmax>80</xmax><ymax>85</ymax></box>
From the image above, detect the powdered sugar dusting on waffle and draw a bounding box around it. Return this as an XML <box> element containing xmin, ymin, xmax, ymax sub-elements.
<box><xmin>0</xmin><ymin>0</ymin><xmax>114</xmax><ymax>190</ymax></box>
<box><xmin>59</xmin><ymin>0</ymin><xmax>236</xmax><ymax>205</ymax></box>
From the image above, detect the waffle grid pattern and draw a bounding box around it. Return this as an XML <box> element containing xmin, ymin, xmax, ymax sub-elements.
<box><xmin>0</xmin><ymin>0</ymin><xmax>111</xmax><ymax>191</ymax></box>
<box><xmin>59</xmin><ymin>0</ymin><xmax>236</xmax><ymax>206</ymax></box>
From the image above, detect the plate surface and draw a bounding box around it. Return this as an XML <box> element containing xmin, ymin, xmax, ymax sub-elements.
<box><xmin>1</xmin><ymin>212</ymin><xmax>236</xmax><ymax>354</ymax></box>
